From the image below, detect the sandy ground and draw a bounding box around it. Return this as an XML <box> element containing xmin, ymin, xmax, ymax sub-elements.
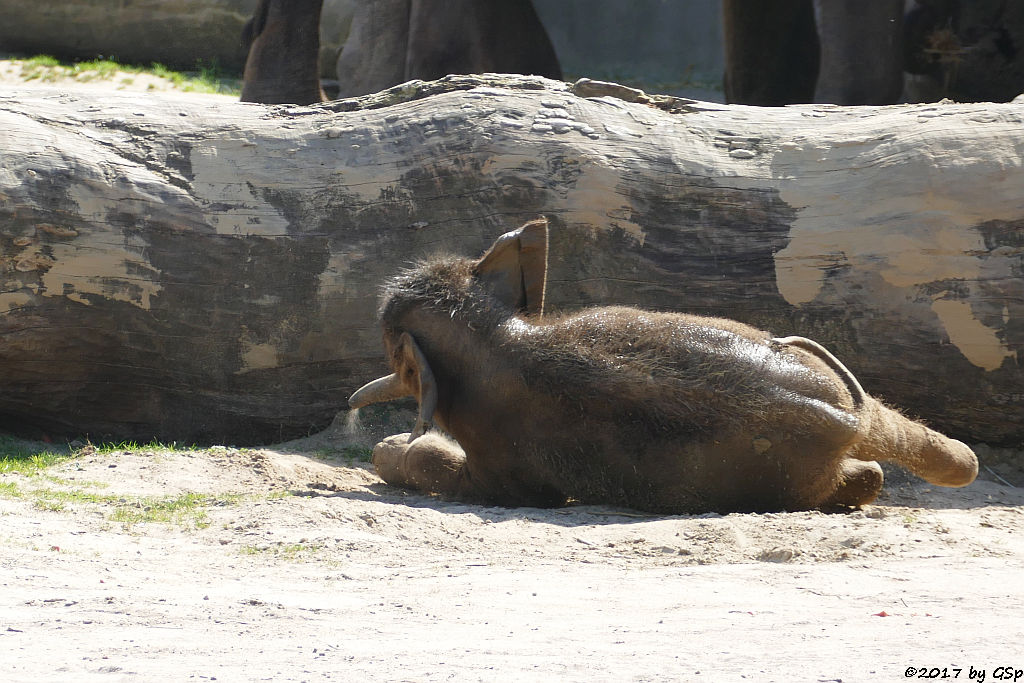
<box><xmin>2</xmin><ymin>64</ymin><xmax>1023</xmax><ymax>682</ymax></box>
<box><xmin>2</xmin><ymin>421</ymin><xmax>1023</xmax><ymax>683</ymax></box>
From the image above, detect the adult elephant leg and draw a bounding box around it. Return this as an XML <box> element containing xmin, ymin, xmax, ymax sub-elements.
<box><xmin>335</xmin><ymin>0</ymin><xmax>411</xmax><ymax>98</ymax></box>
<box><xmin>241</xmin><ymin>0</ymin><xmax>326</xmax><ymax>104</ymax></box>
<box><xmin>405</xmin><ymin>0</ymin><xmax>561</xmax><ymax>82</ymax></box>
<box><xmin>813</xmin><ymin>0</ymin><xmax>904</xmax><ymax>104</ymax></box>
<box><xmin>722</xmin><ymin>0</ymin><xmax>819</xmax><ymax>105</ymax></box>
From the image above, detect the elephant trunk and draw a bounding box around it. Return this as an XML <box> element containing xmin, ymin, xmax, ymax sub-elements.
<box><xmin>850</xmin><ymin>399</ymin><xmax>978</xmax><ymax>487</ymax></box>
<box><xmin>348</xmin><ymin>331</ymin><xmax>439</xmax><ymax>444</ymax></box>
<box><xmin>405</xmin><ymin>336</ymin><xmax>437</xmax><ymax>443</ymax></box>
<box><xmin>349</xmin><ymin>373</ymin><xmax>409</xmax><ymax>409</ymax></box>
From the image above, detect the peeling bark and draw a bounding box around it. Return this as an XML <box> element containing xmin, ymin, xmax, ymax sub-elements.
<box><xmin>0</xmin><ymin>76</ymin><xmax>1021</xmax><ymax>445</ymax></box>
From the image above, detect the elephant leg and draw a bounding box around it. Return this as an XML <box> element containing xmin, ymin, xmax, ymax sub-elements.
<box><xmin>335</xmin><ymin>0</ymin><xmax>411</xmax><ymax>98</ymax></box>
<box><xmin>722</xmin><ymin>0</ymin><xmax>819</xmax><ymax>105</ymax></box>
<box><xmin>373</xmin><ymin>432</ymin><xmax>567</xmax><ymax>508</ymax></box>
<box><xmin>845</xmin><ymin>399</ymin><xmax>977</xmax><ymax>488</ymax></box>
<box><xmin>820</xmin><ymin>459</ymin><xmax>884</xmax><ymax>508</ymax></box>
<box><xmin>372</xmin><ymin>432</ymin><xmax>472</xmax><ymax>497</ymax></box>
<box><xmin>241</xmin><ymin>0</ymin><xmax>327</xmax><ymax>104</ymax></box>
<box><xmin>406</xmin><ymin>0</ymin><xmax>562</xmax><ymax>82</ymax></box>
<box><xmin>812</xmin><ymin>0</ymin><xmax>904</xmax><ymax>104</ymax></box>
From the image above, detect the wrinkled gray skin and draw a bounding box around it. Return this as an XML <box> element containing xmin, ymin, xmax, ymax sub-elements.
<box><xmin>350</xmin><ymin>219</ymin><xmax>978</xmax><ymax>514</ymax></box>
<box><xmin>722</xmin><ymin>0</ymin><xmax>820</xmax><ymax>106</ymax></box>
<box><xmin>240</xmin><ymin>0</ymin><xmax>561</xmax><ymax>103</ymax></box>
<box><xmin>812</xmin><ymin>0</ymin><xmax>904</xmax><ymax>105</ymax></box>
<box><xmin>241</xmin><ymin>0</ymin><xmax>327</xmax><ymax>105</ymax></box>
<box><xmin>336</xmin><ymin>0</ymin><xmax>562</xmax><ymax>98</ymax></box>
<box><xmin>723</xmin><ymin>0</ymin><xmax>905</xmax><ymax>105</ymax></box>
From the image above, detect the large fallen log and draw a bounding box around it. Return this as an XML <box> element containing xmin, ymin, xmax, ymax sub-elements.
<box><xmin>1</xmin><ymin>76</ymin><xmax>1021</xmax><ymax>446</ymax></box>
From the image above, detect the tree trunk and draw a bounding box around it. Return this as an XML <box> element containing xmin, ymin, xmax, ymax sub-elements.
<box><xmin>1</xmin><ymin>76</ymin><xmax>1021</xmax><ymax>446</ymax></box>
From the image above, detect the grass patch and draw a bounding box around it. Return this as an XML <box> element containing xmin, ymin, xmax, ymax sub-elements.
<box><xmin>0</xmin><ymin>436</ymin><xmax>196</xmax><ymax>475</ymax></box>
<box><xmin>24</xmin><ymin>54</ymin><xmax>60</xmax><ymax>68</ymax></box>
<box><xmin>1</xmin><ymin>474</ymin><xmax>283</xmax><ymax>531</ymax></box>
<box><xmin>108</xmin><ymin>492</ymin><xmax>213</xmax><ymax>529</ymax></box>
<box><xmin>241</xmin><ymin>541</ymin><xmax>324</xmax><ymax>561</ymax></box>
<box><xmin>94</xmin><ymin>439</ymin><xmax>197</xmax><ymax>454</ymax></box>
<box><xmin>11</xmin><ymin>54</ymin><xmax>241</xmax><ymax>95</ymax></box>
<box><xmin>313</xmin><ymin>445</ymin><xmax>373</xmax><ymax>465</ymax></box>
<box><xmin>8</xmin><ymin>485</ymin><xmax>234</xmax><ymax>530</ymax></box>
<box><xmin>0</xmin><ymin>435</ymin><xmax>73</xmax><ymax>475</ymax></box>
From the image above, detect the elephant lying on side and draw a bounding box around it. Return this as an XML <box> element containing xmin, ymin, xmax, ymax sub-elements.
<box><xmin>350</xmin><ymin>219</ymin><xmax>978</xmax><ymax>514</ymax></box>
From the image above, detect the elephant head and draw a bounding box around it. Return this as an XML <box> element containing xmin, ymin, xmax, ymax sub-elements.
<box><xmin>350</xmin><ymin>218</ymin><xmax>548</xmax><ymax>442</ymax></box>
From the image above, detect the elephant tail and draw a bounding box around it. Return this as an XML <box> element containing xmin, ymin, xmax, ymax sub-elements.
<box><xmin>771</xmin><ymin>335</ymin><xmax>977</xmax><ymax>488</ymax></box>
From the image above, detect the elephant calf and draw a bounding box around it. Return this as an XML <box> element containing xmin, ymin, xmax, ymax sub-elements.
<box><xmin>350</xmin><ymin>219</ymin><xmax>978</xmax><ymax>513</ymax></box>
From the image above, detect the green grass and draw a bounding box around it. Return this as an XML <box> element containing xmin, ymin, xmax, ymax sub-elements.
<box><xmin>13</xmin><ymin>54</ymin><xmax>241</xmax><ymax>95</ymax></box>
<box><xmin>241</xmin><ymin>541</ymin><xmax>324</xmax><ymax>561</ymax></box>
<box><xmin>108</xmin><ymin>492</ymin><xmax>213</xmax><ymax>529</ymax></box>
<box><xmin>94</xmin><ymin>439</ymin><xmax>197</xmax><ymax>454</ymax></box>
<box><xmin>0</xmin><ymin>436</ymin><xmax>198</xmax><ymax>475</ymax></box>
<box><xmin>24</xmin><ymin>488</ymin><xmax>214</xmax><ymax>529</ymax></box>
<box><xmin>0</xmin><ymin>435</ymin><xmax>72</xmax><ymax>475</ymax></box>
<box><xmin>313</xmin><ymin>445</ymin><xmax>373</xmax><ymax>465</ymax></box>
<box><xmin>0</xmin><ymin>435</ymin><xmax>257</xmax><ymax>530</ymax></box>
<box><xmin>23</xmin><ymin>54</ymin><xmax>60</xmax><ymax>68</ymax></box>
<box><xmin>1</xmin><ymin>480</ymin><xmax>243</xmax><ymax>530</ymax></box>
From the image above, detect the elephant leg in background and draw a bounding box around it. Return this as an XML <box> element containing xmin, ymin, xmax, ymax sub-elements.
<box><xmin>335</xmin><ymin>0</ymin><xmax>411</xmax><ymax>98</ymax></box>
<box><xmin>813</xmin><ymin>0</ymin><xmax>905</xmax><ymax>104</ymax></box>
<box><xmin>241</xmin><ymin>0</ymin><xmax>326</xmax><ymax>105</ymax></box>
<box><xmin>405</xmin><ymin>0</ymin><xmax>562</xmax><ymax>82</ymax></box>
<box><xmin>721</xmin><ymin>0</ymin><xmax>819</xmax><ymax>105</ymax></box>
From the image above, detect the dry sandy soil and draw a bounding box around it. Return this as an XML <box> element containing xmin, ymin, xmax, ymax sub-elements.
<box><xmin>2</xmin><ymin>65</ymin><xmax>1023</xmax><ymax>683</ymax></box>
<box><xmin>2</xmin><ymin>417</ymin><xmax>1022</xmax><ymax>683</ymax></box>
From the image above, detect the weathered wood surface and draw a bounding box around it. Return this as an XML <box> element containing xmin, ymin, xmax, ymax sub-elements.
<box><xmin>1</xmin><ymin>76</ymin><xmax>1021</xmax><ymax>445</ymax></box>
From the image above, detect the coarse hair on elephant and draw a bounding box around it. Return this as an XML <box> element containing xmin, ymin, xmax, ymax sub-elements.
<box><xmin>349</xmin><ymin>219</ymin><xmax>978</xmax><ymax>514</ymax></box>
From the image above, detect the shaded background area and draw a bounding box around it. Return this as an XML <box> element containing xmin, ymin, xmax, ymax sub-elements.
<box><xmin>2</xmin><ymin>0</ymin><xmax>1023</xmax><ymax>104</ymax></box>
<box><xmin>0</xmin><ymin>0</ymin><xmax>727</xmax><ymax>99</ymax></box>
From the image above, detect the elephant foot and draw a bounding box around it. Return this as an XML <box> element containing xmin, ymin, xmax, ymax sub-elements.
<box><xmin>372</xmin><ymin>432</ymin><xmax>469</xmax><ymax>495</ymax></box>
<box><xmin>821</xmin><ymin>459</ymin><xmax>884</xmax><ymax>508</ymax></box>
<box><xmin>371</xmin><ymin>433</ymin><xmax>416</xmax><ymax>488</ymax></box>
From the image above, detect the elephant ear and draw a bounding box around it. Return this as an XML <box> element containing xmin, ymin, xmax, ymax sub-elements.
<box><xmin>472</xmin><ymin>218</ymin><xmax>549</xmax><ymax>316</ymax></box>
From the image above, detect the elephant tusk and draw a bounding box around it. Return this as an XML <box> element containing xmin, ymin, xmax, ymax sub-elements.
<box><xmin>348</xmin><ymin>373</ymin><xmax>410</xmax><ymax>409</ymax></box>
